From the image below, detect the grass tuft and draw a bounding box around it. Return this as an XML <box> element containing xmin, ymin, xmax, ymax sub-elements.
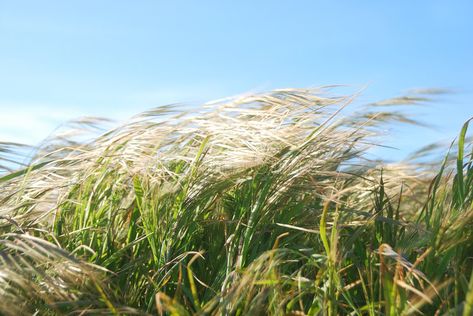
<box><xmin>0</xmin><ymin>87</ymin><xmax>472</xmax><ymax>315</ymax></box>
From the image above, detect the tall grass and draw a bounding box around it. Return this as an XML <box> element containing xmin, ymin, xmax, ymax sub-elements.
<box><xmin>0</xmin><ymin>87</ymin><xmax>472</xmax><ymax>315</ymax></box>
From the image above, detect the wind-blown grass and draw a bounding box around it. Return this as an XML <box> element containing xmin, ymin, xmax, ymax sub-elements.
<box><xmin>0</xmin><ymin>87</ymin><xmax>472</xmax><ymax>315</ymax></box>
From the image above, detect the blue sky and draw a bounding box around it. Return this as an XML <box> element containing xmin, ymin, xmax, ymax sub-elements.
<box><xmin>0</xmin><ymin>1</ymin><xmax>472</xmax><ymax>160</ymax></box>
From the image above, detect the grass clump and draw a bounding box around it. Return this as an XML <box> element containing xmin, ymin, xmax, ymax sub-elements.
<box><xmin>0</xmin><ymin>87</ymin><xmax>472</xmax><ymax>315</ymax></box>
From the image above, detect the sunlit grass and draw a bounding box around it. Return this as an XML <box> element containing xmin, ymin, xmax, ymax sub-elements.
<box><xmin>0</xmin><ymin>87</ymin><xmax>472</xmax><ymax>315</ymax></box>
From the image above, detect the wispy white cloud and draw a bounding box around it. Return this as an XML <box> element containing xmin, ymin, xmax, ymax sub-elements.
<box><xmin>0</xmin><ymin>86</ymin><xmax>232</xmax><ymax>145</ymax></box>
<box><xmin>0</xmin><ymin>102</ymin><xmax>81</xmax><ymax>145</ymax></box>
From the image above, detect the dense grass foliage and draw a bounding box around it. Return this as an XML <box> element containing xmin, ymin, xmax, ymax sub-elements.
<box><xmin>0</xmin><ymin>88</ymin><xmax>472</xmax><ymax>315</ymax></box>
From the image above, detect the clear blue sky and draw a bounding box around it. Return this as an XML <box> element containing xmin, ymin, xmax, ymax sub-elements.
<box><xmin>0</xmin><ymin>1</ymin><xmax>472</xmax><ymax>160</ymax></box>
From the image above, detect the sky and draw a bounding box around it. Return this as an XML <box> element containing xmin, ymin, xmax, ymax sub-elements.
<box><xmin>0</xmin><ymin>1</ymin><xmax>472</xmax><ymax>160</ymax></box>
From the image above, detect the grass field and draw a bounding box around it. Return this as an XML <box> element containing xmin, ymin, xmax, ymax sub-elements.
<box><xmin>0</xmin><ymin>87</ymin><xmax>472</xmax><ymax>315</ymax></box>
